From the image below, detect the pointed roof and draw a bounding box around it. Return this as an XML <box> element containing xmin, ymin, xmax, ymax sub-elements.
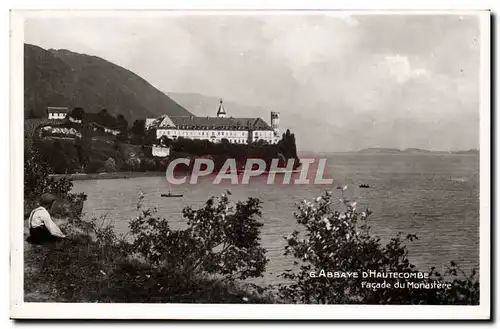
<box><xmin>217</xmin><ymin>98</ymin><xmax>227</xmax><ymax>116</ymax></box>
<box><xmin>47</xmin><ymin>106</ymin><xmax>69</xmax><ymax>113</ymax></box>
<box><xmin>154</xmin><ymin>115</ymin><xmax>273</xmax><ymax>131</ymax></box>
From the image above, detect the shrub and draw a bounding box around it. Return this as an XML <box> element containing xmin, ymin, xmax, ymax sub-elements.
<box><xmin>32</xmin><ymin>139</ymin><xmax>81</xmax><ymax>174</ymax></box>
<box><xmin>167</xmin><ymin>132</ymin><xmax>300</xmax><ymax>171</ymax></box>
<box><xmin>128</xmin><ymin>193</ymin><xmax>268</xmax><ymax>281</ymax></box>
<box><xmin>26</xmin><ymin>224</ymin><xmax>273</xmax><ymax>303</ymax></box>
<box><xmin>104</xmin><ymin>157</ymin><xmax>116</xmax><ymax>172</ymax></box>
<box><xmin>142</xmin><ymin>145</ymin><xmax>153</xmax><ymax>158</ymax></box>
<box><xmin>24</xmin><ymin>147</ymin><xmax>87</xmax><ymax>218</ymax></box>
<box><xmin>24</xmin><ymin>148</ymin><xmax>72</xmax><ymax>199</ymax></box>
<box><xmin>152</xmin><ymin>157</ymin><xmax>170</xmax><ymax>171</ymax></box>
<box><xmin>25</xmin><ymin>193</ymin><xmax>272</xmax><ymax>303</ymax></box>
<box><xmin>122</xmin><ymin>158</ymin><xmax>140</xmax><ymax>171</ymax></box>
<box><xmin>279</xmin><ymin>189</ymin><xmax>479</xmax><ymax>305</ymax></box>
<box><xmin>139</xmin><ymin>157</ymin><xmax>156</xmax><ymax>171</ymax></box>
<box><xmin>85</xmin><ymin>159</ymin><xmax>106</xmax><ymax>173</ymax></box>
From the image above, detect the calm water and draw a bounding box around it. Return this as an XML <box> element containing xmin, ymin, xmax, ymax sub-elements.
<box><xmin>72</xmin><ymin>153</ymin><xmax>480</xmax><ymax>285</ymax></box>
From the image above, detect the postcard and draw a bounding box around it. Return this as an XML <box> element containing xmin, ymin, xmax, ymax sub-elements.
<box><xmin>10</xmin><ymin>9</ymin><xmax>491</xmax><ymax>320</ymax></box>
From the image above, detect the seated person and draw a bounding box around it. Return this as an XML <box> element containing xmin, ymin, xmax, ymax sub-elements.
<box><xmin>28</xmin><ymin>193</ymin><xmax>66</xmax><ymax>244</ymax></box>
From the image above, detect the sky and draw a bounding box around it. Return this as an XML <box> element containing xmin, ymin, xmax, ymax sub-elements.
<box><xmin>24</xmin><ymin>12</ymin><xmax>482</xmax><ymax>152</ymax></box>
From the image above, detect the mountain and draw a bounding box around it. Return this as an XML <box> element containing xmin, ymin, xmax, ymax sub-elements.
<box><xmin>452</xmin><ymin>149</ymin><xmax>479</xmax><ymax>155</ymax></box>
<box><xmin>24</xmin><ymin>44</ymin><xmax>192</xmax><ymax>122</ymax></box>
<box><xmin>401</xmin><ymin>148</ymin><xmax>432</xmax><ymax>154</ymax></box>
<box><xmin>358</xmin><ymin>147</ymin><xmax>402</xmax><ymax>154</ymax></box>
<box><xmin>357</xmin><ymin>147</ymin><xmax>479</xmax><ymax>154</ymax></box>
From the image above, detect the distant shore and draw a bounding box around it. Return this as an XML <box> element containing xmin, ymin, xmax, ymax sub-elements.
<box><xmin>355</xmin><ymin>148</ymin><xmax>479</xmax><ymax>155</ymax></box>
<box><xmin>49</xmin><ymin>171</ymin><xmax>166</xmax><ymax>181</ymax></box>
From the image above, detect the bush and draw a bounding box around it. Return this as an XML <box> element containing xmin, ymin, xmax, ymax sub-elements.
<box><xmin>24</xmin><ymin>147</ymin><xmax>87</xmax><ymax>218</ymax></box>
<box><xmin>24</xmin><ymin>148</ymin><xmax>71</xmax><ymax>199</ymax></box>
<box><xmin>85</xmin><ymin>159</ymin><xmax>106</xmax><ymax>174</ymax></box>
<box><xmin>139</xmin><ymin>157</ymin><xmax>156</xmax><ymax>171</ymax></box>
<box><xmin>104</xmin><ymin>157</ymin><xmax>116</xmax><ymax>172</ymax></box>
<box><xmin>153</xmin><ymin>157</ymin><xmax>169</xmax><ymax>171</ymax></box>
<box><xmin>122</xmin><ymin>158</ymin><xmax>140</xmax><ymax>171</ymax></box>
<box><xmin>128</xmin><ymin>193</ymin><xmax>268</xmax><ymax>281</ymax></box>
<box><xmin>25</xmin><ymin>193</ymin><xmax>272</xmax><ymax>303</ymax></box>
<box><xmin>25</xmin><ymin>232</ymin><xmax>273</xmax><ymax>303</ymax></box>
<box><xmin>167</xmin><ymin>133</ymin><xmax>301</xmax><ymax>171</ymax></box>
<box><xmin>33</xmin><ymin>139</ymin><xmax>82</xmax><ymax>174</ymax></box>
<box><xmin>278</xmin><ymin>189</ymin><xmax>479</xmax><ymax>305</ymax></box>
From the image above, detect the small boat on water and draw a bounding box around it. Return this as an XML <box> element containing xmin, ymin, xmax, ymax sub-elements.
<box><xmin>267</xmin><ymin>169</ymin><xmax>302</xmax><ymax>174</ymax></box>
<box><xmin>359</xmin><ymin>184</ymin><xmax>370</xmax><ymax>188</ymax></box>
<box><xmin>161</xmin><ymin>192</ymin><xmax>184</xmax><ymax>198</ymax></box>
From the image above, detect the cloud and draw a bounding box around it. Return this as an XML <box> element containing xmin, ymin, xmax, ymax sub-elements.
<box><xmin>381</xmin><ymin>55</ymin><xmax>429</xmax><ymax>83</ymax></box>
<box><xmin>24</xmin><ymin>13</ymin><xmax>481</xmax><ymax>151</ymax></box>
<box><xmin>341</xmin><ymin>16</ymin><xmax>360</xmax><ymax>27</ymax></box>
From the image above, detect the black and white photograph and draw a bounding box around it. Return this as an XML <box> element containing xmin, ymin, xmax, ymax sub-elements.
<box><xmin>10</xmin><ymin>9</ymin><xmax>490</xmax><ymax>320</ymax></box>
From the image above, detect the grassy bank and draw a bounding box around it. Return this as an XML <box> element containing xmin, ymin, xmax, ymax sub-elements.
<box><xmin>23</xmin><ymin>228</ymin><xmax>277</xmax><ymax>303</ymax></box>
<box><xmin>23</xmin><ymin>193</ymin><xmax>278</xmax><ymax>303</ymax></box>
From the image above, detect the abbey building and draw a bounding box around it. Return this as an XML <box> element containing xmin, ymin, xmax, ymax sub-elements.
<box><xmin>146</xmin><ymin>99</ymin><xmax>280</xmax><ymax>144</ymax></box>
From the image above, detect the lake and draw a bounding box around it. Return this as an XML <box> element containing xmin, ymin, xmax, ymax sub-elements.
<box><xmin>72</xmin><ymin>153</ymin><xmax>480</xmax><ymax>285</ymax></box>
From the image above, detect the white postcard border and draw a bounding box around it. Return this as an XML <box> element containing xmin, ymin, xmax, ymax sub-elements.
<box><xmin>9</xmin><ymin>9</ymin><xmax>491</xmax><ymax>320</ymax></box>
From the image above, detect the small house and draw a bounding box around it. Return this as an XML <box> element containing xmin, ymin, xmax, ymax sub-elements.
<box><xmin>47</xmin><ymin>107</ymin><xmax>69</xmax><ymax>120</ymax></box>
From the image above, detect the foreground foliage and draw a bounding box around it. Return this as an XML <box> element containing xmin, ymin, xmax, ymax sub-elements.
<box><xmin>278</xmin><ymin>189</ymin><xmax>480</xmax><ymax>305</ymax></box>
<box><xmin>25</xmin><ymin>191</ymin><xmax>271</xmax><ymax>303</ymax></box>
<box><xmin>128</xmin><ymin>193</ymin><xmax>268</xmax><ymax>281</ymax></box>
<box><xmin>24</xmin><ymin>147</ymin><xmax>87</xmax><ymax>217</ymax></box>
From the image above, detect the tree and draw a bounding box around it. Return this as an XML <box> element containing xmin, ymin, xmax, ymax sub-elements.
<box><xmin>116</xmin><ymin>114</ymin><xmax>129</xmax><ymax>142</ymax></box>
<box><xmin>52</xmin><ymin>141</ymin><xmax>67</xmax><ymax>174</ymax></box>
<box><xmin>26</xmin><ymin>109</ymin><xmax>37</xmax><ymax>119</ymax></box>
<box><xmin>71</xmin><ymin>107</ymin><xmax>86</xmax><ymax>121</ymax></box>
<box><xmin>131</xmin><ymin>119</ymin><xmax>146</xmax><ymax>137</ymax></box>
<box><xmin>279</xmin><ymin>189</ymin><xmax>480</xmax><ymax>305</ymax></box>
<box><xmin>130</xmin><ymin>119</ymin><xmax>146</xmax><ymax>145</ymax></box>
<box><xmin>159</xmin><ymin>135</ymin><xmax>171</xmax><ymax>147</ymax></box>
<box><xmin>74</xmin><ymin>136</ymin><xmax>92</xmax><ymax>170</ymax></box>
<box><xmin>278</xmin><ymin>129</ymin><xmax>298</xmax><ymax>160</ymax></box>
<box><xmin>116</xmin><ymin>114</ymin><xmax>128</xmax><ymax>130</ymax></box>
<box><xmin>97</xmin><ymin>109</ymin><xmax>115</xmax><ymax>128</ymax></box>
<box><xmin>117</xmin><ymin>131</ymin><xmax>129</xmax><ymax>143</ymax></box>
<box><xmin>145</xmin><ymin>129</ymin><xmax>158</xmax><ymax>146</ymax></box>
<box><xmin>24</xmin><ymin>147</ymin><xmax>87</xmax><ymax>218</ymax></box>
<box><xmin>85</xmin><ymin>159</ymin><xmax>106</xmax><ymax>173</ymax></box>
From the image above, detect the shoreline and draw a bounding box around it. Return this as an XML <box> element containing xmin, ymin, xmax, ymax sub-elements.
<box><xmin>49</xmin><ymin>171</ymin><xmax>166</xmax><ymax>181</ymax></box>
<box><xmin>48</xmin><ymin>169</ymin><xmax>300</xmax><ymax>181</ymax></box>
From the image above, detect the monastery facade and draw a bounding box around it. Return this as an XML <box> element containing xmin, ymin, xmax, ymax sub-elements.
<box><xmin>147</xmin><ymin>99</ymin><xmax>280</xmax><ymax>145</ymax></box>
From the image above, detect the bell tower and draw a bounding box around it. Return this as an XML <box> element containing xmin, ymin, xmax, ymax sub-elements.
<box><xmin>271</xmin><ymin>111</ymin><xmax>280</xmax><ymax>135</ymax></box>
<box><xmin>217</xmin><ymin>98</ymin><xmax>227</xmax><ymax>118</ymax></box>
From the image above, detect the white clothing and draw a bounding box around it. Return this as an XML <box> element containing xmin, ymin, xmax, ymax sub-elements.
<box><xmin>28</xmin><ymin>206</ymin><xmax>66</xmax><ymax>238</ymax></box>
